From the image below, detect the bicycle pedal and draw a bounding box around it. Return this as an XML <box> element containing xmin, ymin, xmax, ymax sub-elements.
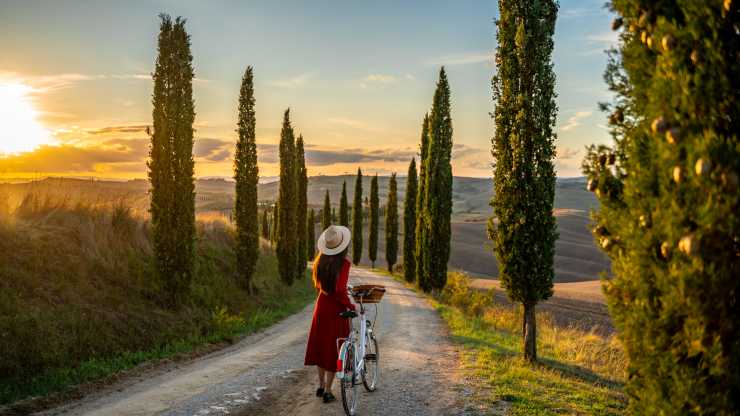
<box><xmin>364</xmin><ymin>353</ymin><xmax>377</xmax><ymax>361</ymax></box>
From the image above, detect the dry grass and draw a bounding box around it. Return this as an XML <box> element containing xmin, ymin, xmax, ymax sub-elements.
<box><xmin>0</xmin><ymin>188</ymin><xmax>313</xmax><ymax>406</ymax></box>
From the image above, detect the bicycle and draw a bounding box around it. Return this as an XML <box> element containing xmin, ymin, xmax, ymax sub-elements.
<box><xmin>336</xmin><ymin>284</ymin><xmax>386</xmax><ymax>416</ymax></box>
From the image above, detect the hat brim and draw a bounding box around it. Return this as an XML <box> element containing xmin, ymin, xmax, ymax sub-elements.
<box><xmin>317</xmin><ymin>225</ymin><xmax>352</xmax><ymax>256</ymax></box>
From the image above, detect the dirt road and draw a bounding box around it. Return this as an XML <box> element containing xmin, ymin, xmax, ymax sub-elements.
<box><xmin>40</xmin><ymin>268</ymin><xmax>469</xmax><ymax>416</ymax></box>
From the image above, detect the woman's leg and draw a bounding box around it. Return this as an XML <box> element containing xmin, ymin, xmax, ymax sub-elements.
<box><xmin>317</xmin><ymin>367</ymin><xmax>326</xmax><ymax>388</ymax></box>
<box><xmin>325</xmin><ymin>370</ymin><xmax>336</xmax><ymax>391</ymax></box>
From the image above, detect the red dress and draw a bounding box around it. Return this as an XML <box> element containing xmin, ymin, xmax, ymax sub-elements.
<box><xmin>304</xmin><ymin>258</ymin><xmax>355</xmax><ymax>371</ymax></box>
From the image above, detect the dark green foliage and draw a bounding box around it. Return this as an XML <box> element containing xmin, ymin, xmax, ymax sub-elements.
<box><xmin>270</xmin><ymin>202</ymin><xmax>278</xmax><ymax>246</ymax></box>
<box><xmin>419</xmin><ymin>68</ymin><xmax>454</xmax><ymax>293</ymax></box>
<box><xmin>276</xmin><ymin>110</ymin><xmax>298</xmax><ymax>286</ymax></box>
<box><xmin>489</xmin><ymin>0</ymin><xmax>558</xmax><ymax>362</ymax></box>
<box><xmin>295</xmin><ymin>135</ymin><xmax>308</xmax><ymax>278</ymax></box>
<box><xmin>403</xmin><ymin>158</ymin><xmax>418</xmax><ymax>282</ymax></box>
<box><xmin>261</xmin><ymin>208</ymin><xmax>269</xmax><ymax>240</ymax></box>
<box><xmin>339</xmin><ymin>181</ymin><xmax>349</xmax><ymax>226</ymax></box>
<box><xmin>148</xmin><ymin>14</ymin><xmax>196</xmax><ymax>307</ymax></box>
<box><xmin>233</xmin><ymin>66</ymin><xmax>259</xmax><ymax>293</ymax></box>
<box><xmin>369</xmin><ymin>174</ymin><xmax>379</xmax><ymax>267</ymax></box>
<box><xmin>385</xmin><ymin>173</ymin><xmax>399</xmax><ymax>272</ymax></box>
<box><xmin>322</xmin><ymin>190</ymin><xmax>331</xmax><ymax>230</ymax></box>
<box><xmin>307</xmin><ymin>209</ymin><xmax>316</xmax><ymax>260</ymax></box>
<box><xmin>415</xmin><ymin>114</ymin><xmax>430</xmax><ymax>286</ymax></box>
<box><xmin>352</xmin><ymin>168</ymin><xmax>363</xmax><ymax>265</ymax></box>
<box><xmin>582</xmin><ymin>1</ymin><xmax>740</xmax><ymax>413</ymax></box>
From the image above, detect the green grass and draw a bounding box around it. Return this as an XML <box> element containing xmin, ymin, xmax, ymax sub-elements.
<box><xmin>435</xmin><ymin>273</ymin><xmax>626</xmax><ymax>415</ymax></box>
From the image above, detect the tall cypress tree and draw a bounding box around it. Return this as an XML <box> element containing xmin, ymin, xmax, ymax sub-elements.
<box><xmin>489</xmin><ymin>0</ymin><xmax>558</xmax><ymax>362</ymax></box>
<box><xmin>307</xmin><ymin>208</ymin><xmax>316</xmax><ymax>260</ymax></box>
<box><xmin>339</xmin><ymin>181</ymin><xmax>349</xmax><ymax>226</ymax></box>
<box><xmin>421</xmin><ymin>68</ymin><xmax>454</xmax><ymax>293</ymax></box>
<box><xmin>415</xmin><ymin>114</ymin><xmax>430</xmax><ymax>287</ymax></box>
<box><xmin>403</xmin><ymin>158</ymin><xmax>418</xmax><ymax>282</ymax></box>
<box><xmin>581</xmin><ymin>2</ymin><xmax>740</xmax><ymax>413</ymax></box>
<box><xmin>369</xmin><ymin>174</ymin><xmax>379</xmax><ymax>268</ymax></box>
<box><xmin>271</xmin><ymin>202</ymin><xmax>278</xmax><ymax>246</ymax></box>
<box><xmin>385</xmin><ymin>173</ymin><xmax>399</xmax><ymax>273</ymax></box>
<box><xmin>276</xmin><ymin>109</ymin><xmax>298</xmax><ymax>286</ymax></box>
<box><xmin>233</xmin><ymin>66</ymin><xmax>259</xmax><ymax>293</ymax></box>
<box><xmin>295</xmin><ymin>135</ymin><xmax>308</xmax><ymax>278</ymax></box>
<box><xmin>148</xmin><ymin>14</ymin><xmax>196</xmax><ymax>307</ymax></box>
<box><xmin>322</xmin><ymin>190</ymin><xmax>332</xmax><ymax>230</ymax></box>
<box><xmin>261</xmin><ymin>208</ymin><xmax>269</xmax><ymax>240</ymax></box>
<box><xmin>352</xmin><ymin>168</ymin><xmax>364</xmax><ymax>265</ymax></box>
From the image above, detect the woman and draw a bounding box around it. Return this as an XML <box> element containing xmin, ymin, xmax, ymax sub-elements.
<box><xmin>304</xmin><ymin>225</ymin><xmax>356</xmax><ymax>403</ymax></box>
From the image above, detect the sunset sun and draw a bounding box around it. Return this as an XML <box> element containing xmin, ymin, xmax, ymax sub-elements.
<box><xmin>0</xmin><ymin>81</ymin><xmax>52</xmax><ymax>155</ymax></box>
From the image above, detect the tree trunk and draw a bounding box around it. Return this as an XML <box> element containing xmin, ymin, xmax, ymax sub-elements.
<box><xmin>523</xmin><ymin>302</ymin><xmax>537</xmax><ymax>362</ymax></box>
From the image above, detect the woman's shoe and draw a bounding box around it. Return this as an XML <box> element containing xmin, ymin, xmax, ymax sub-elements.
<box><xmin>322</xmin><ymin>391</ymin><xmax>336</xmax><ymax>403</ymax></box>
<box><xmin>315</xmin><ymin>387</ymin><xmax>324</xmax><ymax>397</ymax></box>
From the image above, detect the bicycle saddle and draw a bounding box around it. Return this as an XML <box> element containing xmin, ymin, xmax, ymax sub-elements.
<box><xmin>339</xmin><ymin>310</ymin><xmax>358</xmax><ymax>318</ymax></box>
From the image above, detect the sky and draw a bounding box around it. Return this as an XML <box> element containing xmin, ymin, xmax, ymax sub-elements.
<box><xmin>0</xmin><ymin>0</ymin><xmax>617</xmax><ymax>179</ymax></box>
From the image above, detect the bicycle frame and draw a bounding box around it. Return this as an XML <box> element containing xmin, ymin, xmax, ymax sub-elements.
<box><xmin>336</xmin><ymin>301</ymin><xmax>368</xmax><ymax>381</ymax></box>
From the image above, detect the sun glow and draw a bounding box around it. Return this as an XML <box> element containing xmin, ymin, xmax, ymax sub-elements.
<box><xmin>0</xmin><ymin>81</ymin><xmax>53</xmax><ymax>155</ymax></box>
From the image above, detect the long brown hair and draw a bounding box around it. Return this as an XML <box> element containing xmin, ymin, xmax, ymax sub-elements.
<box><xmin>312</xmin><ymin>248</ymin><xmax>348</xmax><ymax>294</ymax></box>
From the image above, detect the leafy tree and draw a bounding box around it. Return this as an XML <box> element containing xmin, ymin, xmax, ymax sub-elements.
<box><xmin>352</xmin><ymin>168</ymin><xmax>364</xmax><ymax>265</ymax></box>
<box><xmin>369</xmin><ymin>174</ymin><xmax>379</xmax><ymax>268</ymax></box>
<box><xmin>322</xmin><ymin>189</ymin><xmax>332</xmax><ymax>230</ymax></box>
<box><xmin>420</xmin><ymin>68</ymin><xmax>454</xmax><ymax>293</ymax></box>
<box><xmin>385</xmin><ymin>173</ymin><xmax>399</xmax><ymax>272</ymax></box>
<box><xmin>489</xmin><ymin>0</ymin><xmax>558</xmax><ymax>362</ymax></box>
<box><xmin>233</xmin><ymin>66</ymin><xmax>259</xmax><ymax>293</ymax></box>
<box><xmin>415</xmin><ymin>114</ymin><xmax>430</xmax><ymax>287</ymax></box>
<box><xmin>295</xmin><ymin>135</ymin><xmax>308</xmax><ymax>278</ymax></box>
<box><xmin>307</xmin><ymin>208</ymin><xmax>316</xmax><ymax>260</ymax></box>
<box><xmin>276</xmin><ymin>109</ymin><xmax>298</xmax><ymax>285</ymax></box>
<box><xmin>339</xmin><ymin>181</ymin><xmax>349</xmax><ymax>226</ymax></box>
<box><xmin>403</xmin><ymin>158</ymin><xmax>418</xmax><ymax>282</ymax></box>
<box><xmin>148</xmin><ymin>14</ymin><xmax>196</xmax><ymax>307</ymax></box>
<box><xmin>261</xmin><ymin>208</ymin><xmax>269</xmax><ymax>240</ymax></box>
<box><xmin>581</xmin><ymin>1</ymin><xmax>740</xmax><ymax>413</ymax></box>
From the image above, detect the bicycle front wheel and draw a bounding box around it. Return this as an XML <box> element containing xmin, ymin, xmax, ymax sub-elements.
<box><xmin>341</xmin><ymin>342</ymin><xmax>359</xmax><ymax>416</ymax></box>
<box><xmin>362</xmin><ymin>334</ymin><xmax>379</xmax><ymax>392</ymax></box>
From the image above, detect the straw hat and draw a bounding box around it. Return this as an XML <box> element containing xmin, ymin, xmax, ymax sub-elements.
<box><xmin>317</xmin><ymin>225</ymin><xmax>351</xmax><ymax>256</ymax></box>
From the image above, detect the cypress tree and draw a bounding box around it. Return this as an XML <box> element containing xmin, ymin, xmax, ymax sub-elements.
<box><xmin>276</xmin><ymin>109</ymin><xmax>298</xmax><ymax>286</ymax></box>
<box><xmin>233</xmin><ymin>66</ymin><xmax>259</xmax><ymax>293</ymax></box>
<box><xmin>261</xmin><ymin>208</ymin><xmax>269</xmax><ymax>240</ymax></box>
<box><xmin>331</xmin><ymin>207</ymin><xmax>337</xmax><ymax>223</ymax></box>
<box><xmin>295</xmin><ymin>135</ymin><xmax>308</xmax><ymax>278</ymax></box>
<box><xmin>148</xmin><ymin>14</ymin><xmax>196</xmax><ymax>307</ymax></box>
<box><xmin>421</xmin><ymin>68</ymin><xmax>454</xmax><ymax>293</ymax></box>
<box><xmin>307</xmin><ymin>208</ymin><xmax>316</xmax><ymax>260</ymax></box>
<box><xmin>385</xmin><ymin>173</ymin><xmax>399</xmax><ymax>273</ymax></box>
<box><xmin>322</xmin><ymin>190</ymin><xmax>332</xmax><ymax>230</ymax></box>
<box><xmin>271</xmin><ymin>202</ymin><xmax>278</xmax><ymax>246</ymax></box>
<box><xmin>352</xmin><ymin>168</ymin><xmax>364</xmax><ymax>265</ymax></box>
<box><xmin>339</xmin><ymin>181</ymin><xmax>349</xmax><ymax>226</ymax></box>
<box><xmin>415</xmin><ymin>114</ymin><xmax>430</xmax><ymax>287</ymax></box>
<box><xmin>489</xmin><ymin>0</ymin><xmax>558</xmax><ymax>362</ymax></box>
<box><xmin>403</xmin><ymin>158</ymin><xmax>418</xmax><ymax>282</ymax></box>
<box><xmin>581</xmin><ymin>1</ymin><xmax>740</xmax><ymax>413</ymax></box>
<box><xmin>369</xmin><ymin>174</ymin><xmax>379</xmax><ymax>268</ymax></box>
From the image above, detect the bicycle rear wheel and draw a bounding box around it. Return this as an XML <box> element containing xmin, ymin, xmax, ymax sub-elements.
<box><xmin>362</xmin><ymin>334</ymin><xmax>379</xmax><ymax>392</ymax></box>
<box><xmin>341</xmin><ymin>343</ymin><xmax>359</xmax><ymax>416</ymax></box>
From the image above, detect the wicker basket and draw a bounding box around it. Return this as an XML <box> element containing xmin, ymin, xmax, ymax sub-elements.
<box><xmin>351</xmin><ymin>284</ymin><xmax>386</xmax><ymax>304</ymax></box>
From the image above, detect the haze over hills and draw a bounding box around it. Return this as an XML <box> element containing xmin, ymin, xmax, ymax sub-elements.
<box><xmin>0</xmin><ymin>175</ymin><xmax>608</xmax><ymax>282</ymax></box>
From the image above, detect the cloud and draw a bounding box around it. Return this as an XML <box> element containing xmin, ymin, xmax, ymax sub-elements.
<box><xmin>256</xmin><ymin>144</ymin><xmax>416</xmax><ymax>167</ymax></box>
<box><xmin>194</xmin><ymin>138</ymin><xmax>232</xmax><ymax>161</ymax></box>
<box><xmin>86</xmin><ymin>125</ymin><xmax>150</xmax><ymax>135</ymax></box>
<box><xmin>559</xmin><ymin>111</ymin><xmax>592</xmax><ymax>132</ymax></box>
<box><xmin>364</xmin><ymin>74</ymin><xmax>396</xmax><ymax>83</ymax></box>
<box><xmin>586</xmin><ymin>32</ymin><xmax>619</xmax><ymax>48</ymax></box>
<box><xmin>0</xmin><ymin>140</ymin><xmax>147</xmax><ymax>173</ymax></box>
<box><xmin>267</xmin><ymin>72</ymin><xmax>315</xmax><ymax>88</ymax></box>
<box><xmin>428</xmin><ymin>51</ymin><xmax>491</xmax><ymax>66</ymax></box>
<box><xmin>557</xmin><ymin>147</ymin><xmax>580</xmax><ymax>160</ymax></box>
<box><xmin>0</xmin><ymin>71</ymin><xmax>208</xmax><ymax>93</ymax></box>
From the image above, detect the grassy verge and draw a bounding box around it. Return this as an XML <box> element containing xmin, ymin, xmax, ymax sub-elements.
<box><xmin>0</xmin><ymin>193</ymin><xmax>315</xmax><ymax>408</ymax></box>
<box><xmin>381</xmin><ymin>268</ymin><xmax>626</xmax><ymax>415</ymax></box>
